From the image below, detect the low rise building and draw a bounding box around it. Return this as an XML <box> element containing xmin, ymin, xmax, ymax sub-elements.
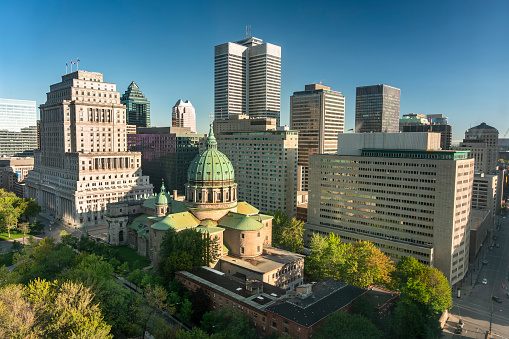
<box><xmin>468</xmin><ymin>209</ymin><xmax>492</xmax><ymax>262</ymax></box>
<box><xmin>176</xmin><ymin>267</ymin><xmax>398</xmax><ymax>338</ymax></box>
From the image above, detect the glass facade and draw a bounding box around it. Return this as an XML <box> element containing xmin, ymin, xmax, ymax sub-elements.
<box><xmin>128</xmin><ymin>128</ymin><xmax>204</xmax><ymax>193</ymax></box>
<box><xmin>120</xmin><ymin>82</ymin><xmax>150</xmax><ymax>127</ymax></box>
<box><xmin>355</xmin><ymin>85</ymin><xmax>400</xmax><ymax>133</ymax></box>
<box><xmin>0</xmin><ymin>98</ymin><xmax>37</xmax><ymax>156</ymax></box>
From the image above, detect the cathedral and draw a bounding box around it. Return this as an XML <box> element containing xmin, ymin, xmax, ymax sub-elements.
<box><xmin>106</xmin><ymin>125</ymin><xmax>304</xmax><ymax>290</ymax></box>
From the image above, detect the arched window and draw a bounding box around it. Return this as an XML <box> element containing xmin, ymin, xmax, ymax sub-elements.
<box><xmin>119</xmin><ymin>230</ymin><xmax>124</xmax><ymax>242</ymax></box>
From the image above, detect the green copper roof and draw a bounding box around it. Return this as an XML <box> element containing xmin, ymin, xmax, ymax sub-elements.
<box><xmin>151</xmin><ymin>212</ymin><xmax>201</xmax><ymax>231</ymax></box>
<box><xmin>256</xmin><ymin>214</ymin><xmax>274</xmax><ymax>222</ymax></box>
<box><xmin>195</xmin><ymin>225</ymin><xmax>224</xmax><ymax>235</ymax></box>
<box><xmin>129</xmin><ymin>214</ymin><xmax>151</xmax><ymax>231</ymax></box>
<box><xmin>187</xmin><ymin>124</ymin><xmax>235</xmax><ymax>186</ymax></box>
<box><xmin>237</xmin><ymin>202</ymin><xmax>259</xmax><ymax>215</ymax></box>
<box><xmin>171</xmin><ymin>200</ymin><xmax>187</xmax><ymax>213</ymax></box>
<box><xmin>142</xmin><ymin>196</ymin><xmax>156</xmax><ymax>209</ymax></box>
<box><xmin>200</xmin><ymin>219</ymin><xmax>218</xmax><ymax>227</ymax></box>
<box><xmin>218</xmin><ymin>212</ymin><xmax>264</xmax><ymax>231</ymax></box>
<box><xmin>155</xmin><ymin>180</ymin><xmax>170</xmax><ymax>205</ymax></box>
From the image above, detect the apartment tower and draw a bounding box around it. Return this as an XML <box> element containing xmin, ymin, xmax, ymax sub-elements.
<box><xmin>25</xmin><ymin>71</ymin><xmax>153</xmax><ymax>229</ymax></box>
<box><xmin>355</xmin><ymin>84</ymin><xmax>400</xmax><ymax>133</ymax></box>
<box><xmin>214</xmin><ymin>36</ymin><xmax>281</xmax><ymax>125</ymax></box>
<box><xmin>120</xmin><ymin>81</ymin><xmax>151</xmax><ymax>127</ymax></box>
<box><xmin>290</xmin><ymin>84</ymin><xmax>345</xmax><ymax>191</ymax></box>
<box><xmin>305</xmin><ymin>133</ymin><xmax>473</xmax><ymax>284</ymax></box>
<box><xmin>215</xmin><ymin>116</ymin><xmax>298</xmax><ymax>217</ymax></box>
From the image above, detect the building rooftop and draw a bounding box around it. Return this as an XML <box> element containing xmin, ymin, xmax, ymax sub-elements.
<box><xmin>266</xmin><ymin>280</ymin><xmax>366</xmax><ymax>327</ymax></box>
<box><xmin>220</xmin><ymin>247</ymin><xmax>304</xmax><ymax>274</ymax></box>
<box><xmin>151</xmin><ymin>211</ymin><xmax>201</xmax><ymax>231</ymax></box>
<box><xmin>469</xmin><ymin>209</ymin><xmax>491</xmax><ymax>231</ymax></box>
<box><xmin>218</xmin><ymin>212</ymin><xmax>264</xmax><ymax>231</ymax></box>
<box><xmin>468</xmin><ymin>122</ymin><xmax>498</xmax><ymax>131</ymax></box>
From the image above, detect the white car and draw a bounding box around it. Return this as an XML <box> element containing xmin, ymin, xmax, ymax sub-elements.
<box><xmin>482</xmin><ymin>278</ymin><xmax>488</xmax><ymax>285</ymax></box>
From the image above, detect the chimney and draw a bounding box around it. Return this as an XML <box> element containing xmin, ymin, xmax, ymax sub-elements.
<box><xmin>173</xmin><ymin>190</ymin><xmax>178</xmax><ymax>200</ymax></box>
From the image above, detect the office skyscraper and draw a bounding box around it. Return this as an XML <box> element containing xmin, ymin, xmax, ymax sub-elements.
<box><xmin>355</xmin><ymin>84</ymin><xmax>400</xmax><ymax>133</ymax></box>
<box><xmin>25</xmin><ymin>71</ymin><xmax>152</xmax><ymax>229</ymax></box>
<box><xmin>305</xmin><ymin>132</ymin><xmax>473</xmax><ymax>284</ymax></box>
<box><xmin>172</xmin><ymin>99</ymin><xmax>196</xmax><ymax>133</ymax></box>
<box><xmin>0</xmin><ymin>98</ymin><xmax>38</xmax><ymax>157</ymax></box>
<box><xmin>290</xmin><ymin>84</ymin><xmax>345</xmax><ymax>191</ymax></box>
<box><xmin>399</xmin><ymin>113</ymin><xmax>453</xmax><ymax>150</ymax></box>
<box><xmin>214</xmin><ymin>36</ymin><xmax>281</xmax><ymax>125</ymax></box>
<box><xmin>121</xmin><ymin>81</ymin><xmax>150</xmax><ymax>127</ymax></box>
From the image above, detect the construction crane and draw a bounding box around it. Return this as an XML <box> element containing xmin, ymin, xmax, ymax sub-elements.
<box><xmin>504</xmin><ymin>128</ymin><xmax>509</xmax><ymax>139</ymax></box>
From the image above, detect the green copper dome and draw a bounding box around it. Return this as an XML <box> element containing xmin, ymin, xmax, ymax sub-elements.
<box><xmin>155</xmin><ymin>180</ymin><xmax>170</xmax><ymax>205</ymax></box>
<box><xmin>187</xmin><ymin>124</ymin><xmax>235</xmax><ymax>186</ymax></box>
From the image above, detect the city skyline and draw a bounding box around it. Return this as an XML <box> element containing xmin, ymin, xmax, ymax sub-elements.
<box><xmin>0</xmin><ymin>0</ymin><xmax>508</xmax><ymax>141</ymax></box>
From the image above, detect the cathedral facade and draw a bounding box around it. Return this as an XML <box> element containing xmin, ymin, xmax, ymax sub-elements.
<box><xmin>106</xmin><ymin>125</ymin><xmax>304</xmax><ymax>290</ymax></box>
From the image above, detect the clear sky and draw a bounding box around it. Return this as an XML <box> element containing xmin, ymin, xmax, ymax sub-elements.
<box><xmin>1</xmin><ymin>0</ymin><xmax>508</xmax><ymax>141</ymax></box>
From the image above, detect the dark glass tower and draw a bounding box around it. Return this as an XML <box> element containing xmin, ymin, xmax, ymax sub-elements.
<box><xmin>121</xmin><ymin>81</ymin><xmax>150</xmax><ymax>127</ymax></box>
<box><xmin>355</xmin><ymin>84</ymin><xmax>400</xmax><ymax>133</ymax></box>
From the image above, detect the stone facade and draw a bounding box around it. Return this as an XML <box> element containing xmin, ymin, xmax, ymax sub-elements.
<box><xmin>106</xmin><ymin>124</ymin><xmax>304</xmax><ymax>290</ymax></box>
<box><xmin>25</xmin><ymin>71</ymin><xmax>153</xmax><ymax>229</ymax></box>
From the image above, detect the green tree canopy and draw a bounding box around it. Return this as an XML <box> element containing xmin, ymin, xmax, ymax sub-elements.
<box><xmin>270</xmin><ymin>210</ymin><xmax>304</xmax><ymax>253</ymax></box>
<box><xmin>158</xmin><ymin>229</ymin><xmax>220</xmax><ymax>283</ymax></box>
<box><xmin>391</xmin><ymin>257</ymin><xmax>452</xmax><ymax>313</ymax></box>
<box><xmin>305</xmin><ymin>233</ymin><xmax>394</xmax><ymax>288</ymax></box>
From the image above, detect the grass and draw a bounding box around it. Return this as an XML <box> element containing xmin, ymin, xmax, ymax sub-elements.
<box><xmin>0</xmin><ymin>230</ymin><xmax>27</xmax><ymax>241</ymax></box>
<box><xmin>0</xmin><ymin>229</ymin><xmax>40</xmax><ymax>242</ymax></box>
<box><xmin>114</xmin><ymin>246</ymin><xmax>151</xmax><ymax>270</ymax></box>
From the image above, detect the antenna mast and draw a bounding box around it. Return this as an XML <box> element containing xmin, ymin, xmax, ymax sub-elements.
<box><xmin>246</xmin><ymin>25</ymin><xmax>251</xmax><ymax>38</ymax></box>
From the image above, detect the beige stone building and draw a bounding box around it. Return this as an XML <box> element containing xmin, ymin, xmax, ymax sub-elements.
<box><xmin>0</xmin><ymin>157</ymin><xmax>34</xmax><ymax>197</ymax></box>
<box><xmin>305</xmin><ymin>133</ymin><xmax>474</xmax><ymax>285</ymax></box>
<box><xmin>472</xmin><ymin>172</ymin><xmax>497</xmax><ymax>219</ymax></box>
<box><xmin>106</xmin><ymin>125</ymin><xmax>304</xmax><ymax>290</ymax></box>
<box><xmin>213</xmin><ymin>114</ymin><xmax>277</xmax><ymax>135</ymax></box>
<box><xmin>25</xmin><ymin>71</ymin><xmax>153</xmax><ymax>229</ymax></box>
<box><xmin>214</xmin><ymin>122</ymin><xmax>298</xmax><ymax>217</ymax></box>
<box><xmin>290</xmin><ymin>84</ymin><xmax>345</xmax><ymax>191</ymax></box>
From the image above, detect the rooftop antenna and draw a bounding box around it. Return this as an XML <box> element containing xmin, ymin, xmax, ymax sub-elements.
<box><xmin>246</xmin><ymin>25</ymin><xmax>251</xmax><ymax>38</ymax></box>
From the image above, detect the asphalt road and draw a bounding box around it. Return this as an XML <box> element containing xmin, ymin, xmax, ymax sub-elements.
<box><xmin>450</xmin><ymin>213</ymin><xmax>509</xmax><ymax>338</ymax></box>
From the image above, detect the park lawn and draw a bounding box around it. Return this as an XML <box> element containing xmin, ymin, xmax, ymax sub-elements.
<box><xmin>114</xmin><ymin>246</ymin><xmax>151</xmax><ymax>270</ymax></box>
<box><xmin>0</xmin><ymin>230</ymin><xmax>27</xmax><ymax>241</ymax></box>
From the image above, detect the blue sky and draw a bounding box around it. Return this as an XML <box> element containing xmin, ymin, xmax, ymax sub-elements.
<box><xmin>1</xmin><ymin>0</ymin><xmax>508</xmax><ymax>141</ymax></box>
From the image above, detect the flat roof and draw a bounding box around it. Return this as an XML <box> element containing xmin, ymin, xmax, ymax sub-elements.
<box><xmin>220</xmin><ymin>247</ymin><xmax>304</xmax><ymax>274</ymax></box>
<box><xmin>266</xmin><ymin>280</ymin><xmax>366</xmax><ymax>327</ymax></box>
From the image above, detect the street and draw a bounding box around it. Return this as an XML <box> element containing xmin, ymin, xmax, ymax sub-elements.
<box><xmin>449</xmin><ymin>213</ymin><xmax>509</xmax><ymax>338</ymax></box>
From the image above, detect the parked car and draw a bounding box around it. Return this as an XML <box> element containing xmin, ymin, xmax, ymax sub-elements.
<box><xmin>496</xmin><ymin>244</ymin><xmax>500</xmax><ymax>248</ymax></box>
<box><xmin>483</xmin><ymin>260</ymin><xmax>489</xmax><ymax>265</ymax></box>
<box><xmin>455</xmin><ymin>327</ymin><xmax>463</xmax><ymax>334</ymax></box>
<box><xmin>483</xmin><ymin>278</ymin><xmax>488</xmax><ymax>284</ymax></box>
<box><xmin>493</xmin><ymin>296</ymin><xmax>502</xmax><ymax>303</ymax></box>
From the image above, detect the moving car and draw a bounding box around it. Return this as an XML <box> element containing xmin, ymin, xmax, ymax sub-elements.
<box><xmin>482</xmin><ymin>278</ymin><xmax>488</xmax><ymax>284</ymax></box>
<box><xmin>493</xmin><ymin>296</ymin><xmax>502</xmax><ymax>303</ymax></box>
<box><xmin>483</xmin><ymin>260</ymin><xmax>489</xmax><ymax>265</ymax></box>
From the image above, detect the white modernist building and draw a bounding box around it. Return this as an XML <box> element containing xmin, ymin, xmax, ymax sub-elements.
<box><xmin>214</xmin><ymin>37</ymin><xmax>281</xmax><ymax>125</ymax></box>
<box><xmin>172</xmin><ymin>99</ymin><xmax>196</xmax><ymax>133</ymax></box>
<box><xmin>305</xmin><ymin>132</ymin><xmax>474</xmax><ymax>285</ymax></box>
<box><xmin>25</xmin><ymin>71</ymin><xmax>153</xmax><ymax>229</ymax></box>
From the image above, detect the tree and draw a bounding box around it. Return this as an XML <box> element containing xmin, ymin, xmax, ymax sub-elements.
<box><xmin>315</xmin><ymin>312</ymin><xmax>383</xmax><ymax>339</ymax></box>
<box><xmin>391</xmin><ymin>257</ymin><xmax>452</xmax><ymax>313</ymax></box>
<box><xmin>0</xmin><ymin>284</ymin><xmax>38</xmax><ymax>339</ymax></box>
<box><xmin>200</xmin><ymin>308</ymin><xmax>257</xmax><ymax>339</ymax></box>
<box><xmin>24</xmin><ymin>278</ymin><xmax>113</xmax><ymax>338</ymax></box>
<box><xmin>388</xmin><ymin>299</ymin><xmax>442</xmax><ymax>339</ymax></box>
<box><xmin>305</xmin><ymin>234</ymin><xmax>394</xmax><ymax>288</ymax></box>
<box><xmin>269</xmin><ymin>210</ymin><xmax>304</xmax><ymax>253</ymax></box>
<box><xmin>14</xmin><ymin>198</ymin><xmax>41</xmax><ymax>222</ymax></box>
<box><xmin>135</xmin><ymin>284</ymin><xmax>172</xmax><ymax>339</ymax></box>
<box><xmin>158</xmin><ymin>229</ymin><xmax>221</xmax><ymax>283</ymax></box>
<box><xmin>0</xmin><ymin>202</ymin><xmax>20</xmax><ymax>238</ymax></box>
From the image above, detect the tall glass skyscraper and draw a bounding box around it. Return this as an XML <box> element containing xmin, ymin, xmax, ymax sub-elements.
<box><xmin>0</xmin><ymin>98</ymin><xmax>37</xmax><ymax>157</ymax></box>
<box><xmin>214</xmin><ymin>37</ymin><xmax>281</xmax><ymax>126</ymax></box>
<box><xmin>354</xmin><ymin>84</ymin><xmax>400</xmax><ymax>133</ymax></box>
<box><xmin>121</xmin><ymin>81</ymin><xmax>150</xmax><ymax>127</ymax></box>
